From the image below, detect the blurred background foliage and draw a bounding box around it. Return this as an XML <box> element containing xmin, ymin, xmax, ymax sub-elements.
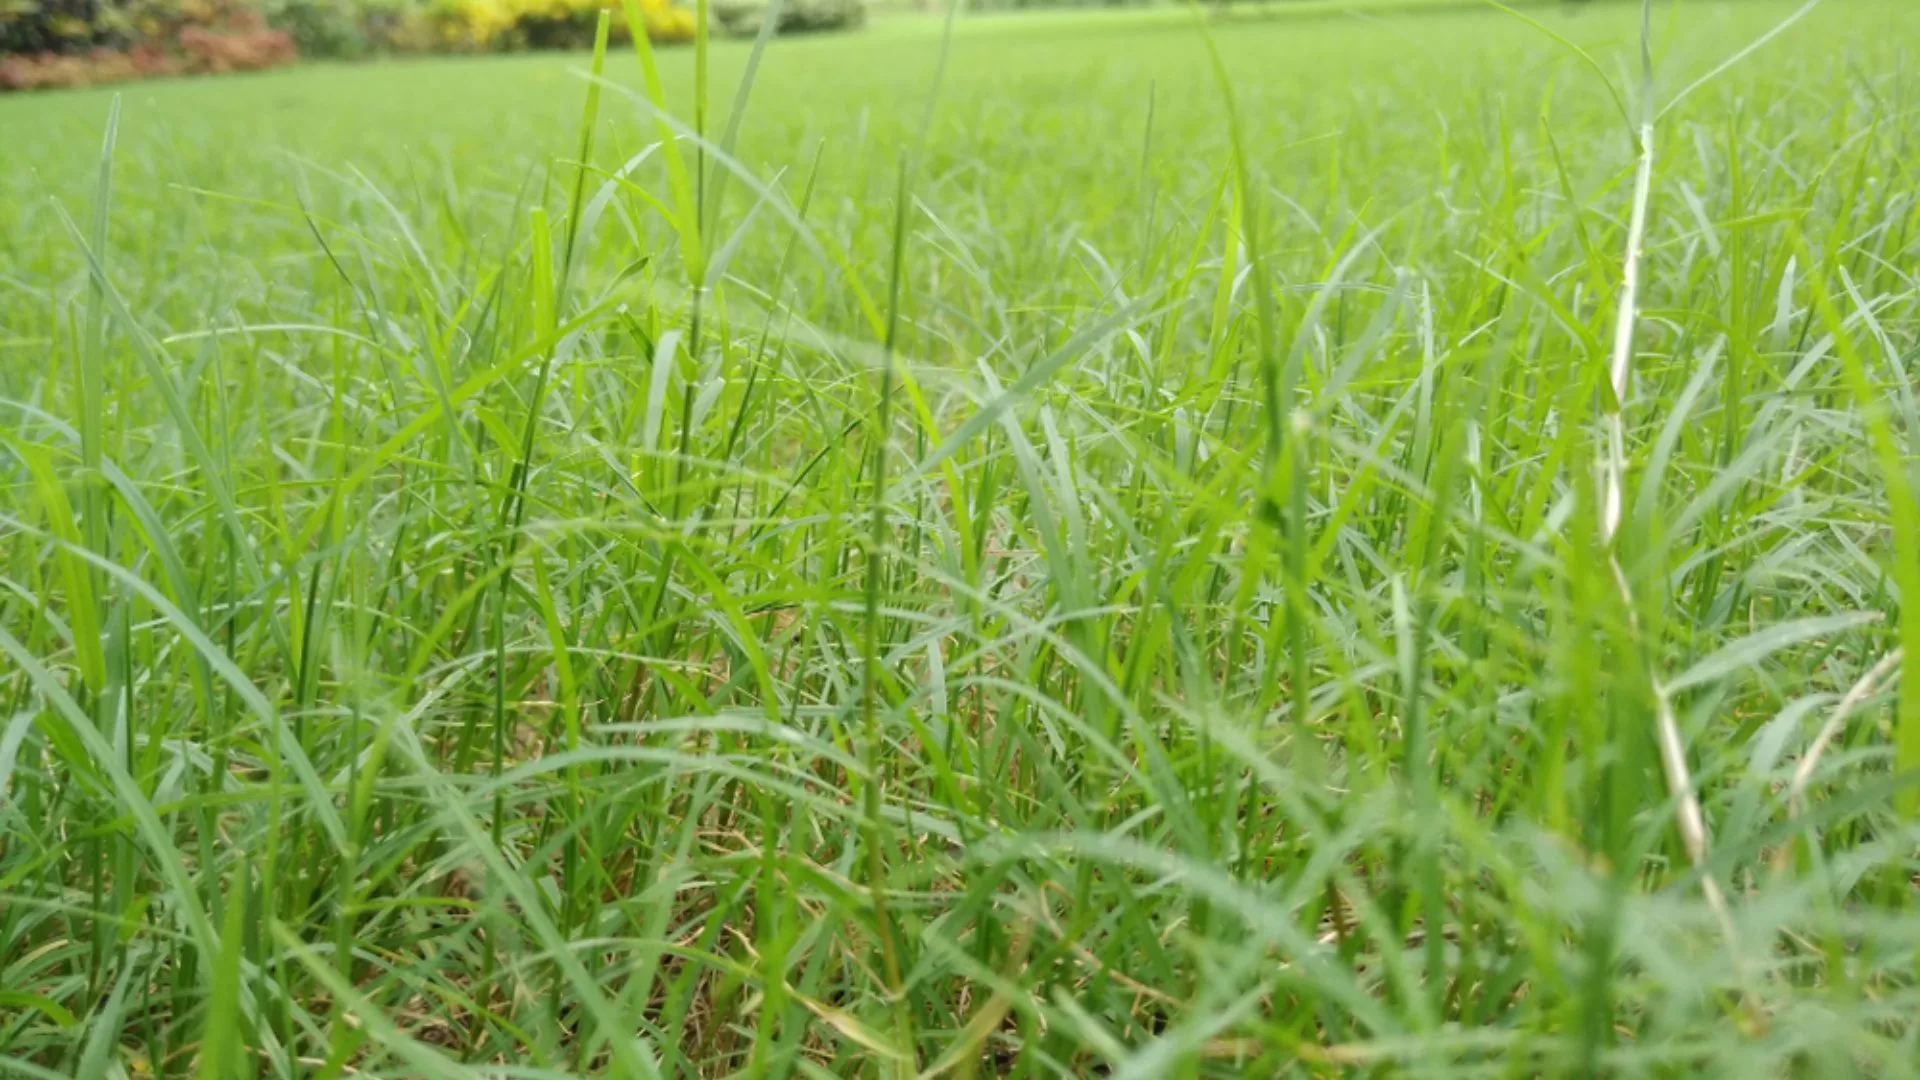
<box><xmin>0</xmin><ymin>0</ymin><xmax>299</xmax><ymax>87</ymax></box>
<box><xmin>0</xmin><ymin>0</ymin><xmax>1580</xmax><ymax>90</ymax></box>
<box><xmin>0</xmin><ymin>0</ymin><xmax>776</xmax><ymax>89</ymax></box>
<box><xmin>0</xmin><ymin>0</ymin><xmax>711</xmax><ymax>57</ymax></box>
<box><xmin>712</xmin><ymin>0</ymin><xmax>863</xmax><ymax>36</ymax></box>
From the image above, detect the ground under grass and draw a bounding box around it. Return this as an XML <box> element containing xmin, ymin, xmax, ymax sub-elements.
<box><xmin>4</xmin><ymin>0</ymin><xmax>1920</xmax><ymax>1075</ymax></box>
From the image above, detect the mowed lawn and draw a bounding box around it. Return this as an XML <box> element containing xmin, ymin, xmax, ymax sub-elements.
<box><xmin>4</xmin><ymin>1</ymin><xmax>1920</xmax><ymax>1076</ymax></box>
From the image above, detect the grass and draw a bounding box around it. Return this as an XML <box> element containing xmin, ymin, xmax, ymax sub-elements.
<box><xmin>3</xmin><ymin>0</ymin><xmax>1920</xmax><ymax>1074</ymax></box>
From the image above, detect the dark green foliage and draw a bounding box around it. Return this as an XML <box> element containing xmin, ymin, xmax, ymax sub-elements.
<box><xmin>0</xmin><ymin>0</ymin><xmax>117</xmax><ymax>53</ymax></box>
<box><xmin>713</xmin><ymin>0</ymin><xmax>865</xmax><ymax>35</ymax></box>
<box><xmin>261</xmin><ymin>0</ymin><xmax>371</xmax><ymax>56</ymax></box>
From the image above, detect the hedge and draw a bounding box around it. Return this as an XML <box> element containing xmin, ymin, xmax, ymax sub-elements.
<box><xmin>0</xmin><ymin>0</ymin><xmax>730</xmax><ymax>90</ymax></box>
<box><xmin>712</xmin><ymin>0</ymin><xmax>863</xmax><ymax>36</ymax></box>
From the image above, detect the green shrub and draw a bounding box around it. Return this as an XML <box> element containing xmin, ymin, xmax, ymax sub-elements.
<box><xmin>1</xmin><ymin>0</ymin><xmax>105</xmax><ymax>54</ymax></box>
<box><xmin>712</xmin><ymin>0</ymin><xmax>862</xmax><ymax>36</ymax></box>
<box><xmin>263</xmin><ymin>0</ymin><xmax>367</xmax><ymax>56</ymax></box>
<box><xmin>512</xmin><ymin>0</ymin><xmax>596</xmax><ymax>48</ymax></box>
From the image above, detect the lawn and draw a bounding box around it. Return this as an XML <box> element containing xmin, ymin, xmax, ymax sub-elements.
<box><xmin>4</xmin><ymin>0</ymin><xmax>1920</xmax><ymax>1075</ymax></box>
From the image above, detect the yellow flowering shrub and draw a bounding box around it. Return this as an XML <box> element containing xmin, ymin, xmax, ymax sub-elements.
<box><xmin>423</xmin><ymin>0</ymin><xmax>513</xmax><ymax>48</ymax></box>
<box><xmin>423</xmin><ymin>0</ymin><xmax>690</xmax><ymax>51</ymax></box>
<box><xmin>626</xmin><ymin>0</ymin><xmax>692</xmax><ymax>42</ymax></box>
